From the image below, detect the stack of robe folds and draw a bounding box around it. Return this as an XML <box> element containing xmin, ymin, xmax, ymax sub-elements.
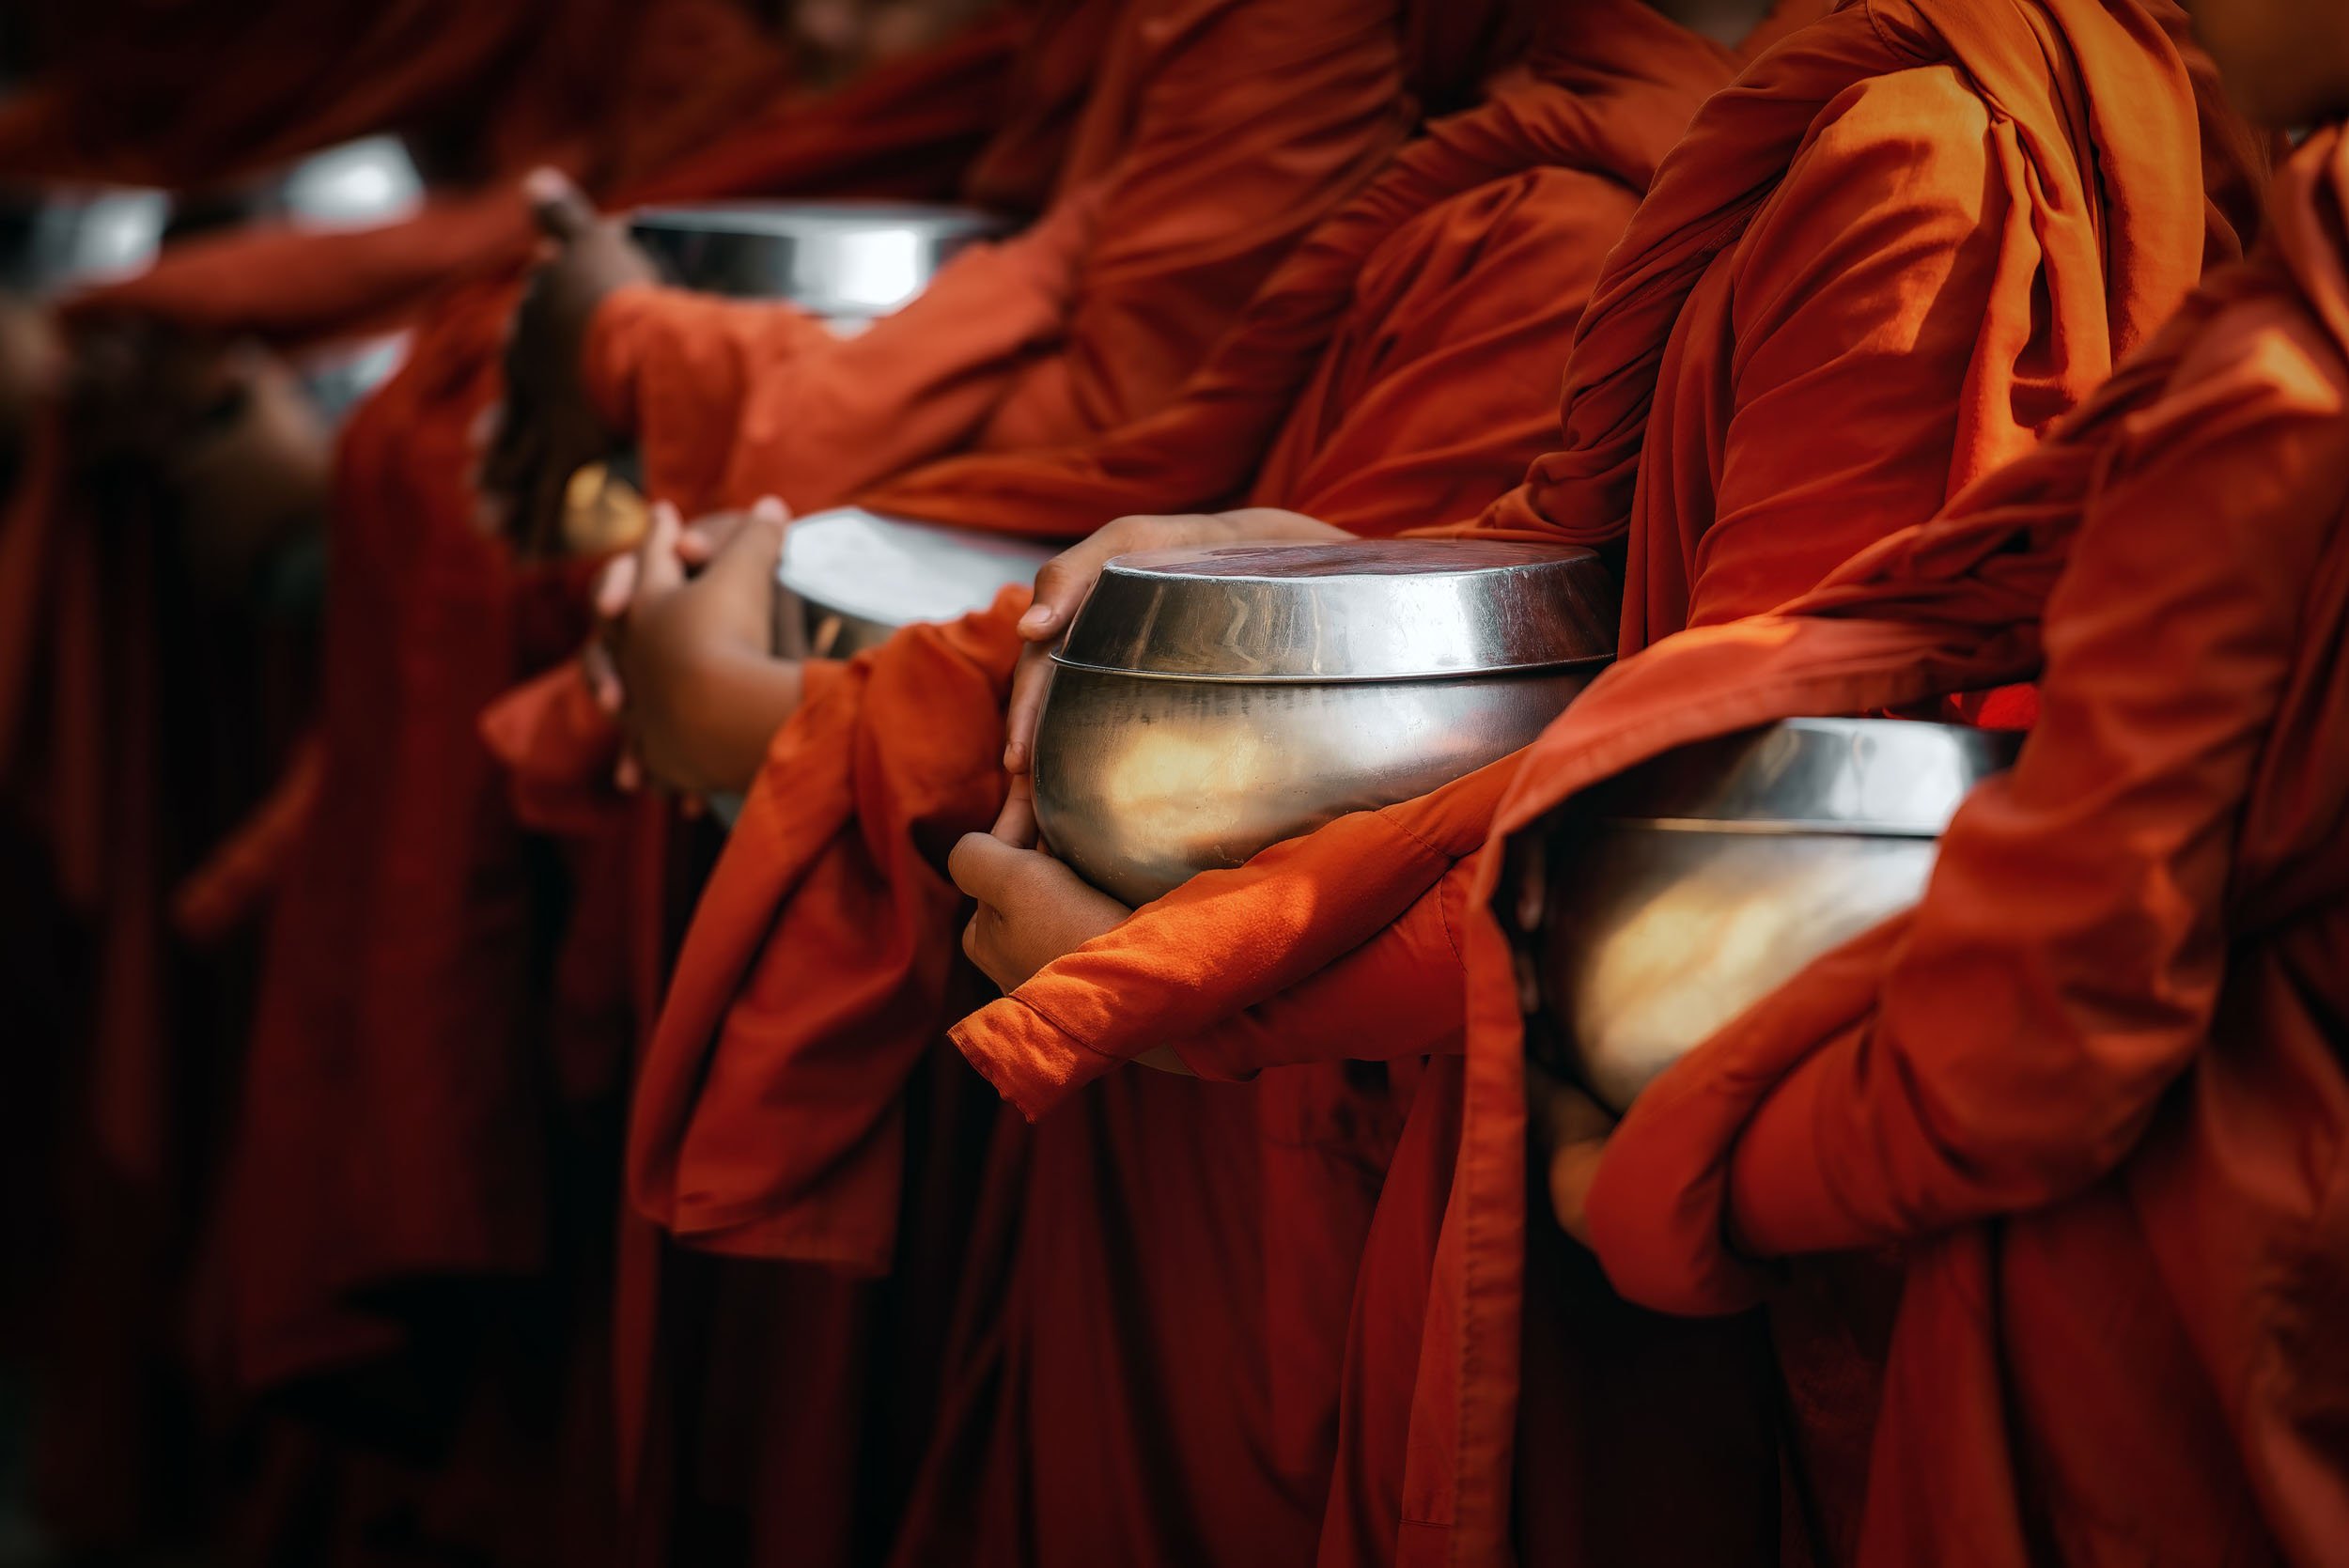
<box><xmin>11</xmin><ymin>0</ymin><xmax>2348</xmax><ymax>1566</ymax></box>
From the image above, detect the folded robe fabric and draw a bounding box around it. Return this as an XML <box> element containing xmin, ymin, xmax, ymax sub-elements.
<box><xmin>1475</xmin><ymin>122</ymin><xmax>2349</xmax><ymax>1567</ymax></box>
<box><xmin>940</xmin><ymin>4</ymin><xmax>2269</xmax><ymax>1563</ymax></box>
<box><xmin>576</xmin><ymin>0</ymin><xmax>1518</xmax><ymax>522</ymax></box>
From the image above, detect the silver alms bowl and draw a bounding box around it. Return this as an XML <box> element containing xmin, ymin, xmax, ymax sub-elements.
<box><xmin>628</xmin><ymin>201</ymin><xmax>1012</xmax><ymax>325</ymax></box>
<box><xmin>773</xmin><ymin>506</ymin><xmax>1057</xmax><ymax>659</ymax></box>
<box><xmin>1031</xmin><ymin>538</ymin><xmax>1618</xmax><ymax>908</ymax></box>
<box><xmin>1523</xmin><ymin>717</ymin><xmax>2022</xmax><ymax>1110</ymax></box>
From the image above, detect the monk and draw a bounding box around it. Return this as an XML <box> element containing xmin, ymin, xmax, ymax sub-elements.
<box><xmin>937</xmin><ymin>3</ymin><xmax>2270</xmax><ymax>1562</ymax></box>
<box><xmin>478</xmin><ymin>0</ymin><xmax>1517</xmax><ymax>551</ymax></box>
<box><xmin>601</xmin><ymin>4</ymin><xmax>1772</xmax><ymax>1563</ymax></box>
<box><xmin>1487</xmin><ymin>6</ymin><xmax>2349</xmax><ymax>1562</ymax></box>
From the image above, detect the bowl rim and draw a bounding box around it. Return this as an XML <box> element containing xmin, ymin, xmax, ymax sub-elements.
<box><xmin>1052</xmin><ymin>538</ymin><xmax>1620</xmax><ymax>683</ymax></box>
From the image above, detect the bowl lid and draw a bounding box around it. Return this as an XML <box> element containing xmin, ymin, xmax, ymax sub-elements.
<box><xmin>1580</xmin><ymin>718</ymin><xmax>2024</xmax><ymax>837</ymax></box>
<box><xmin>1050</xmin><ymin>538</ymin><xmax>1617</xmax><ymax>683</ymax></box>
<box><xmin>775</xmin><ymin>507</ymin><xmax>1057</xmax><ymax>631</ymax></box>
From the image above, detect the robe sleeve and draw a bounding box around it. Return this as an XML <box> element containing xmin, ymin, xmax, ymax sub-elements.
<box><xmin>1681</xmin><ymin>68</ymin><xmax>2015</xmax><ymax>632</ymax></box>
<box><xmin>972</xmin><ymin>0</ymin><xmax>1409</xmax><ymax>451</ymax></box>
<box><xmin>1162</xmin><ymin>860</ymin><xmax>1475</xmax><ymax>1079</ymax></box>
<box><xmin>946</xmin><ymin>759</ymin><xmax>1514</xmax><ymax>1119</ymax></box>
<box><xmin>581</xmin><ymin>203</ymin><xmax>1095</xmax><ymax>517</ymax></box>
<box><xmin>1719</xmin><ymin>311</ymin><xmax>2349</xmax><ymax>1259</ymax></box>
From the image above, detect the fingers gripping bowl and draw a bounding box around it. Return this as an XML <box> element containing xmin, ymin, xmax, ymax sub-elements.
<box><xmin>1029</xmin><ymin>539</ymin><xmax>1619</xmax><ymax>908</ymax></box>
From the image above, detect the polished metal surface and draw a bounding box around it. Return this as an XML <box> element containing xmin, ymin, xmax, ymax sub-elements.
<box><xmin>1</xmin><ymin>188</ymin><xmax>168</xmax><ymax>294</ymax></box>
<box><xmin>1032</xmin><ymin>539</ymin><xmax>1617</xmax><ymax>907</ymax></box>
<box><xmin>274</xmin><ymin>136</ymin><xmax>425</xmax><ymax>228</ymax></box>
<box><xmin>298</xmin><ymin>333</ymin><xmax>412</xmax><ymax>427</ymax></box>
<box><xmin>2</xmin><ymin>136</ymin><xmax>422</xmax><ymax>297</ymax></box>
<box><xmin>1057</xmin><ymin>538</ymin><xmax>1618</xmax><ymax>682</ymax></box>
<box><xmin>629</xmin><ymin>201</ymin><xmax>1013</xmax><ymax>322</ymax></box>
<box><xmin>773</xmin><ymin>506</ymin><xmax>1058</xmax><ymax>659</ymax></box>
<box><xmin>1527</xmin><ymin>718</ymin><xmax>2022</xmax><ymax>1110</ymax></box>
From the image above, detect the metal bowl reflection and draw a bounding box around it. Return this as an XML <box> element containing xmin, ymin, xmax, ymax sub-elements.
<box><xmin>1527</xmin><ymin>717</ymin><xmax>2021</xmax><ymax>1110</ymax></box>
<box><xmin>629</xmin><ymin>201</ymin><xmax>1013</xmax><ymax>325</ymax></box>
<box><xmin>1031</xmin><ymin>539</ymin><xmax>1617</xmax><ymax>908</ymax></box>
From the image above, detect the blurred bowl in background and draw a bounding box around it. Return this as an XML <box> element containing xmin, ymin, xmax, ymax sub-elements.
<box><xmin>629</xmin><ymin>201</ymin><xmax>1012</xmax><ymax>329</ymax></box>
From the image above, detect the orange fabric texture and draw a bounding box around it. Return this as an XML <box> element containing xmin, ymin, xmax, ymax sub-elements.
<box><xmin>940</xmin><ymin>5</ymin><xmax>2267</xmax><ymax>1564</ymax></box>
<box><xmin>581</xmin><ymin>0</ymin><xmax>1469</xmax><ymax>520</ymax></box>
<box><xmin>1465</xmin><ymin>123</ymin><xmax>2349</xmax><ymax>1567</ymax></box>
<box><xmin>0</xmin><ymin>0</ymin><xmax>794</xmax><ymax>193</ymax></box>
<box><xmin>624</xmin><ymin>7</ymin><xmax>1734</xmax><ymax>1562</ymax></box>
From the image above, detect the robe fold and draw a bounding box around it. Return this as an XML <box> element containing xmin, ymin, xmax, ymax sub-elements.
<box><xmin>0</xmin><ymin>0</ymin><xmax>794</xmax><ymax>194</ymax></box>
<box><xmin>623</xmin><ymin>6</ymin><xmax>1740</xmax><ymax>1562</ymax></box>
<box><xmin>579</xmin><ymin>0</ymin><xmax>1501</xmax><ymax>522</ymax></box>
<box><xmin>1469</xmin><ymin>123</ymin><xmax>2349</xmax><ymax>1568</ymax></box>
<box><xmin>939</xmin><ymin>4</ymin><xmax>2267</xmax><ymax>1562</ymax></box>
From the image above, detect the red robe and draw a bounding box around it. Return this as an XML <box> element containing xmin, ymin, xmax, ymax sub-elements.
<box><xmin>941</xmin><ymin>4</ymin><xmax>2269</xmax><ymax>1562</ymax></box>
<box><xmin>0</xmin><ymin>2</ymin><xmax>843</xmax><ymax>1553</ymax></box>
<box><xmin>1486</xmin><ymin>122</ymin><xmax>2349</xmax><ymax>1567</ymax></box>
<box><xmin>0</xmin><ymin>7</ymin><xmax>1098</xmax><ymax>1565</ymax></box>
<box><xmin>577</xmin><ymin>0</ymin><xmax>1518</xmax><ymax>521</ymax></box>
<box><xmin>625</xmin><ymin>6</ymin><xmax>1735</xmax><ymax>1563</ymax></box>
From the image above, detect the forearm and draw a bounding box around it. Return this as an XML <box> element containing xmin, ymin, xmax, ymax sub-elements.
<box><xmin>676</xmin><ymin>647</ymin><xmax>805</xmax><ymax>797</ymax></box>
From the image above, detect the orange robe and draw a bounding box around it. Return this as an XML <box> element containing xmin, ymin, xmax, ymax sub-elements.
<box><xmin>625</xmin><ymin>6</ymin><xmax>1732</xmax><ymax>1564</ymax></box>
<box><xmin>1469</xmin><ymin>122</ymin><xmax>2349</xmax><ymax>1567</ymax></box>
<box><xmin>941</xmin><ymin>4</ymin><xmax>2268</xmax><ymax>1563</ymax></box>
<box><xmin>579</xmin><ymin>0</ymin><xmax>1514</xmax><ymax>520</ymax></box>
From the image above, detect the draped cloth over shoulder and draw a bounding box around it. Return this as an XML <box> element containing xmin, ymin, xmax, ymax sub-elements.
<box><xmin>937</xmin><ymin>6</ymin><xmax>2268</xmax><ymax>1564</ymax></box>
<box><xmin>577</xmin><ymin>0</ymin><xmax>1535</xmax><ymax>521</ymax></box>
<box><xmin>1478</xmin><ymin>125</ymin><xmax>2349</xmax><ymax>1568</ymax></box>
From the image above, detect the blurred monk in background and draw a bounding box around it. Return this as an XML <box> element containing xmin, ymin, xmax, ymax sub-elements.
<box><xmin>933</xmin><ymin>2</ymin><xmax>2270</xmax><ymax>1563</ymax></box>
<box><xmin>0</xmin><ymin>2</ymin><xmax>1040</xmax><ymax>1561</ymax></box>
<box><xmin>1508</xmin><ymin>2</ymin><xmax>2349</xmax><ymax>1562</ymax></box>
